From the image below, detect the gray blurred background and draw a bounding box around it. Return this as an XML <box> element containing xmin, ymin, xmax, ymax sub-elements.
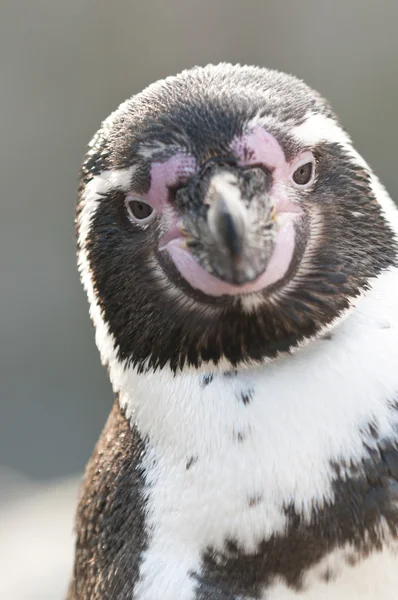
<box><xmin>1</xmin><ymin>0</ymin><xmax>397</xmax><ymax>597</ymax></box>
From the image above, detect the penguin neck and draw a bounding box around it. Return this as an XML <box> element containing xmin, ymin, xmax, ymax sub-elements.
<box><xmin>114</xmin><ymin>266</ymin><xmax>398</xmax><ymax>477</ymax></box>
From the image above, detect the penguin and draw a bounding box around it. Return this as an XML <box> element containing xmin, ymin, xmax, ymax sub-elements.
<box><xmin>68</xmin><ymin>64</ymin><xmax>398</xmax><ymax>599</ymax></box>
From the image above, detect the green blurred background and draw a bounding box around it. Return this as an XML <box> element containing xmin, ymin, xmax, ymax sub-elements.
<box><xmin>1</xmin><ymin>0</ymin><xmax>397</xmax><ymax>597</ymax></box>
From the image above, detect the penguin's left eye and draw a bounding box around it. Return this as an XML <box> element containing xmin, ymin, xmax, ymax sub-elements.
<box><xmin>125</xmin><ymin>196</ymin><xmax>156</xmax><ymax>225</ymax></box>
<box><xmin>292</xmin><ymin>162</ymin><xmax>314</xmax><ymax>186</ymax></box>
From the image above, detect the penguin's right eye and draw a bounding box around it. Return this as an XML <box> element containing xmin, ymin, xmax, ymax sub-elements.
<box><xmin>125</xmin><ymin>195</ymin><xmax>156</xmax><ymax>226</ymax></box>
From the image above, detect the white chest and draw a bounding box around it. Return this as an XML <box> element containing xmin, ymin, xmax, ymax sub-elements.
<box><xmin>113</xmin><ymin>268</ymin><xmax>398</xmax><ymax>600</ymax></box>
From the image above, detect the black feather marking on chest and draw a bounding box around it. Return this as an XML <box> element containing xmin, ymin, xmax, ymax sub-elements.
<box><xmin>192</xmin><ymin>433</ymin><xmax>398</xmax><ymax>599</ymax></box>
<box><xmin>67</xmin><ymin>399</ymin><xmax>147</xmax><ymax>600</ymax></box>
<box><xmin>201</xmin><ymin>373</ymin><xmax>214</xmax><ymax>387</ymax></box>
<box><xmin>239</xmin><ymin>389</ymin><xmax>254</xmax><ymax>405</ymax></box>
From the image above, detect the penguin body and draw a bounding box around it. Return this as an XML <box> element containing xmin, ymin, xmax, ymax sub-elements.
<box><xmin>69</xmin><ymin>64</ymin><xmax>398</xmax><ymax>599</ymax></box>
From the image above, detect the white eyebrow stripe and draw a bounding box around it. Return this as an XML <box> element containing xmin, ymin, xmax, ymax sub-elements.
<box><xmin>293</xmin><ymin>113</ymin><xmax>398</xmax><ymax>241</ymax></box>
<box><xmin>292</xmin><ymin>113</ymin><xmax>352</xmax><ymax>147</ymax></box>
<box><xmin>137</xmin><ymin>141</ymin><xmax>184</xmax><ymax>160</ymax></box>
<box><xmin>77</xmin><ymin>166</ymin><xmax>137</xmax><ymax>247</ymax></box>
<box><xmin>105</xmin><ymin>166</ymin><xmax>137</xmax><ymax>190</ymax></box>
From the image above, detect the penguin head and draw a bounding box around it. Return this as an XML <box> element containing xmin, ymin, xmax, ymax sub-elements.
<box><xmin>77</xmin><ymin>64</ymin><xmax>396</xmax><ymax>373</ymax></box>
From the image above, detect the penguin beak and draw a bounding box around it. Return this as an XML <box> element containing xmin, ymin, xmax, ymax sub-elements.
<box><xmin>170</xmin><ymin>162</ymin><xmax>277</xmax><ymax>287</ymax></box>
<box><xmin>201</xmin><ymin>170</ymin><xmax>275</xmax><ymax>285</ymax></box>
<box><xmin>206</xmin><ymin>172</ymin><xmax>247</xmax><ymax>262</ymax></box>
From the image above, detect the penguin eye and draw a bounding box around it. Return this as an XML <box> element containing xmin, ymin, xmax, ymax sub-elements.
<box><xmin>292</xmin><ymin>162</ymin><xmax>314</xmax><ymax>186</ymax></box>
<box><xmin>125</xmin><ymin>196</ymin><xmax>156</xmax><ymax>225</ymax></box>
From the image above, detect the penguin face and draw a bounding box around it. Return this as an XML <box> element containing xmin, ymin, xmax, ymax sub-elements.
<box><xmin>146</xmin><ymin>137</ymin><xmax>311</xmax><ymax>296</ymax></box>
<box><xmin>77</xmin><ymin>64</ymin><xmax>396</xmax><ymax>372</ymax></box>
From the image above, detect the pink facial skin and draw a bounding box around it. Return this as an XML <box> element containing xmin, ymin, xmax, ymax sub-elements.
<box><xmin>139</xmin><ymin>129</ymin><xmax>311</xmax><ymax>297</ymax></box>
<box><xmin>145</xmin><ymin>154</ymin><xmax>197</xmax><ymax>211</ymax></box>
<box><xmin>163</xmin><ymin>215</ymin><xmax>297</xmax><ymax>296</ymax></box>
